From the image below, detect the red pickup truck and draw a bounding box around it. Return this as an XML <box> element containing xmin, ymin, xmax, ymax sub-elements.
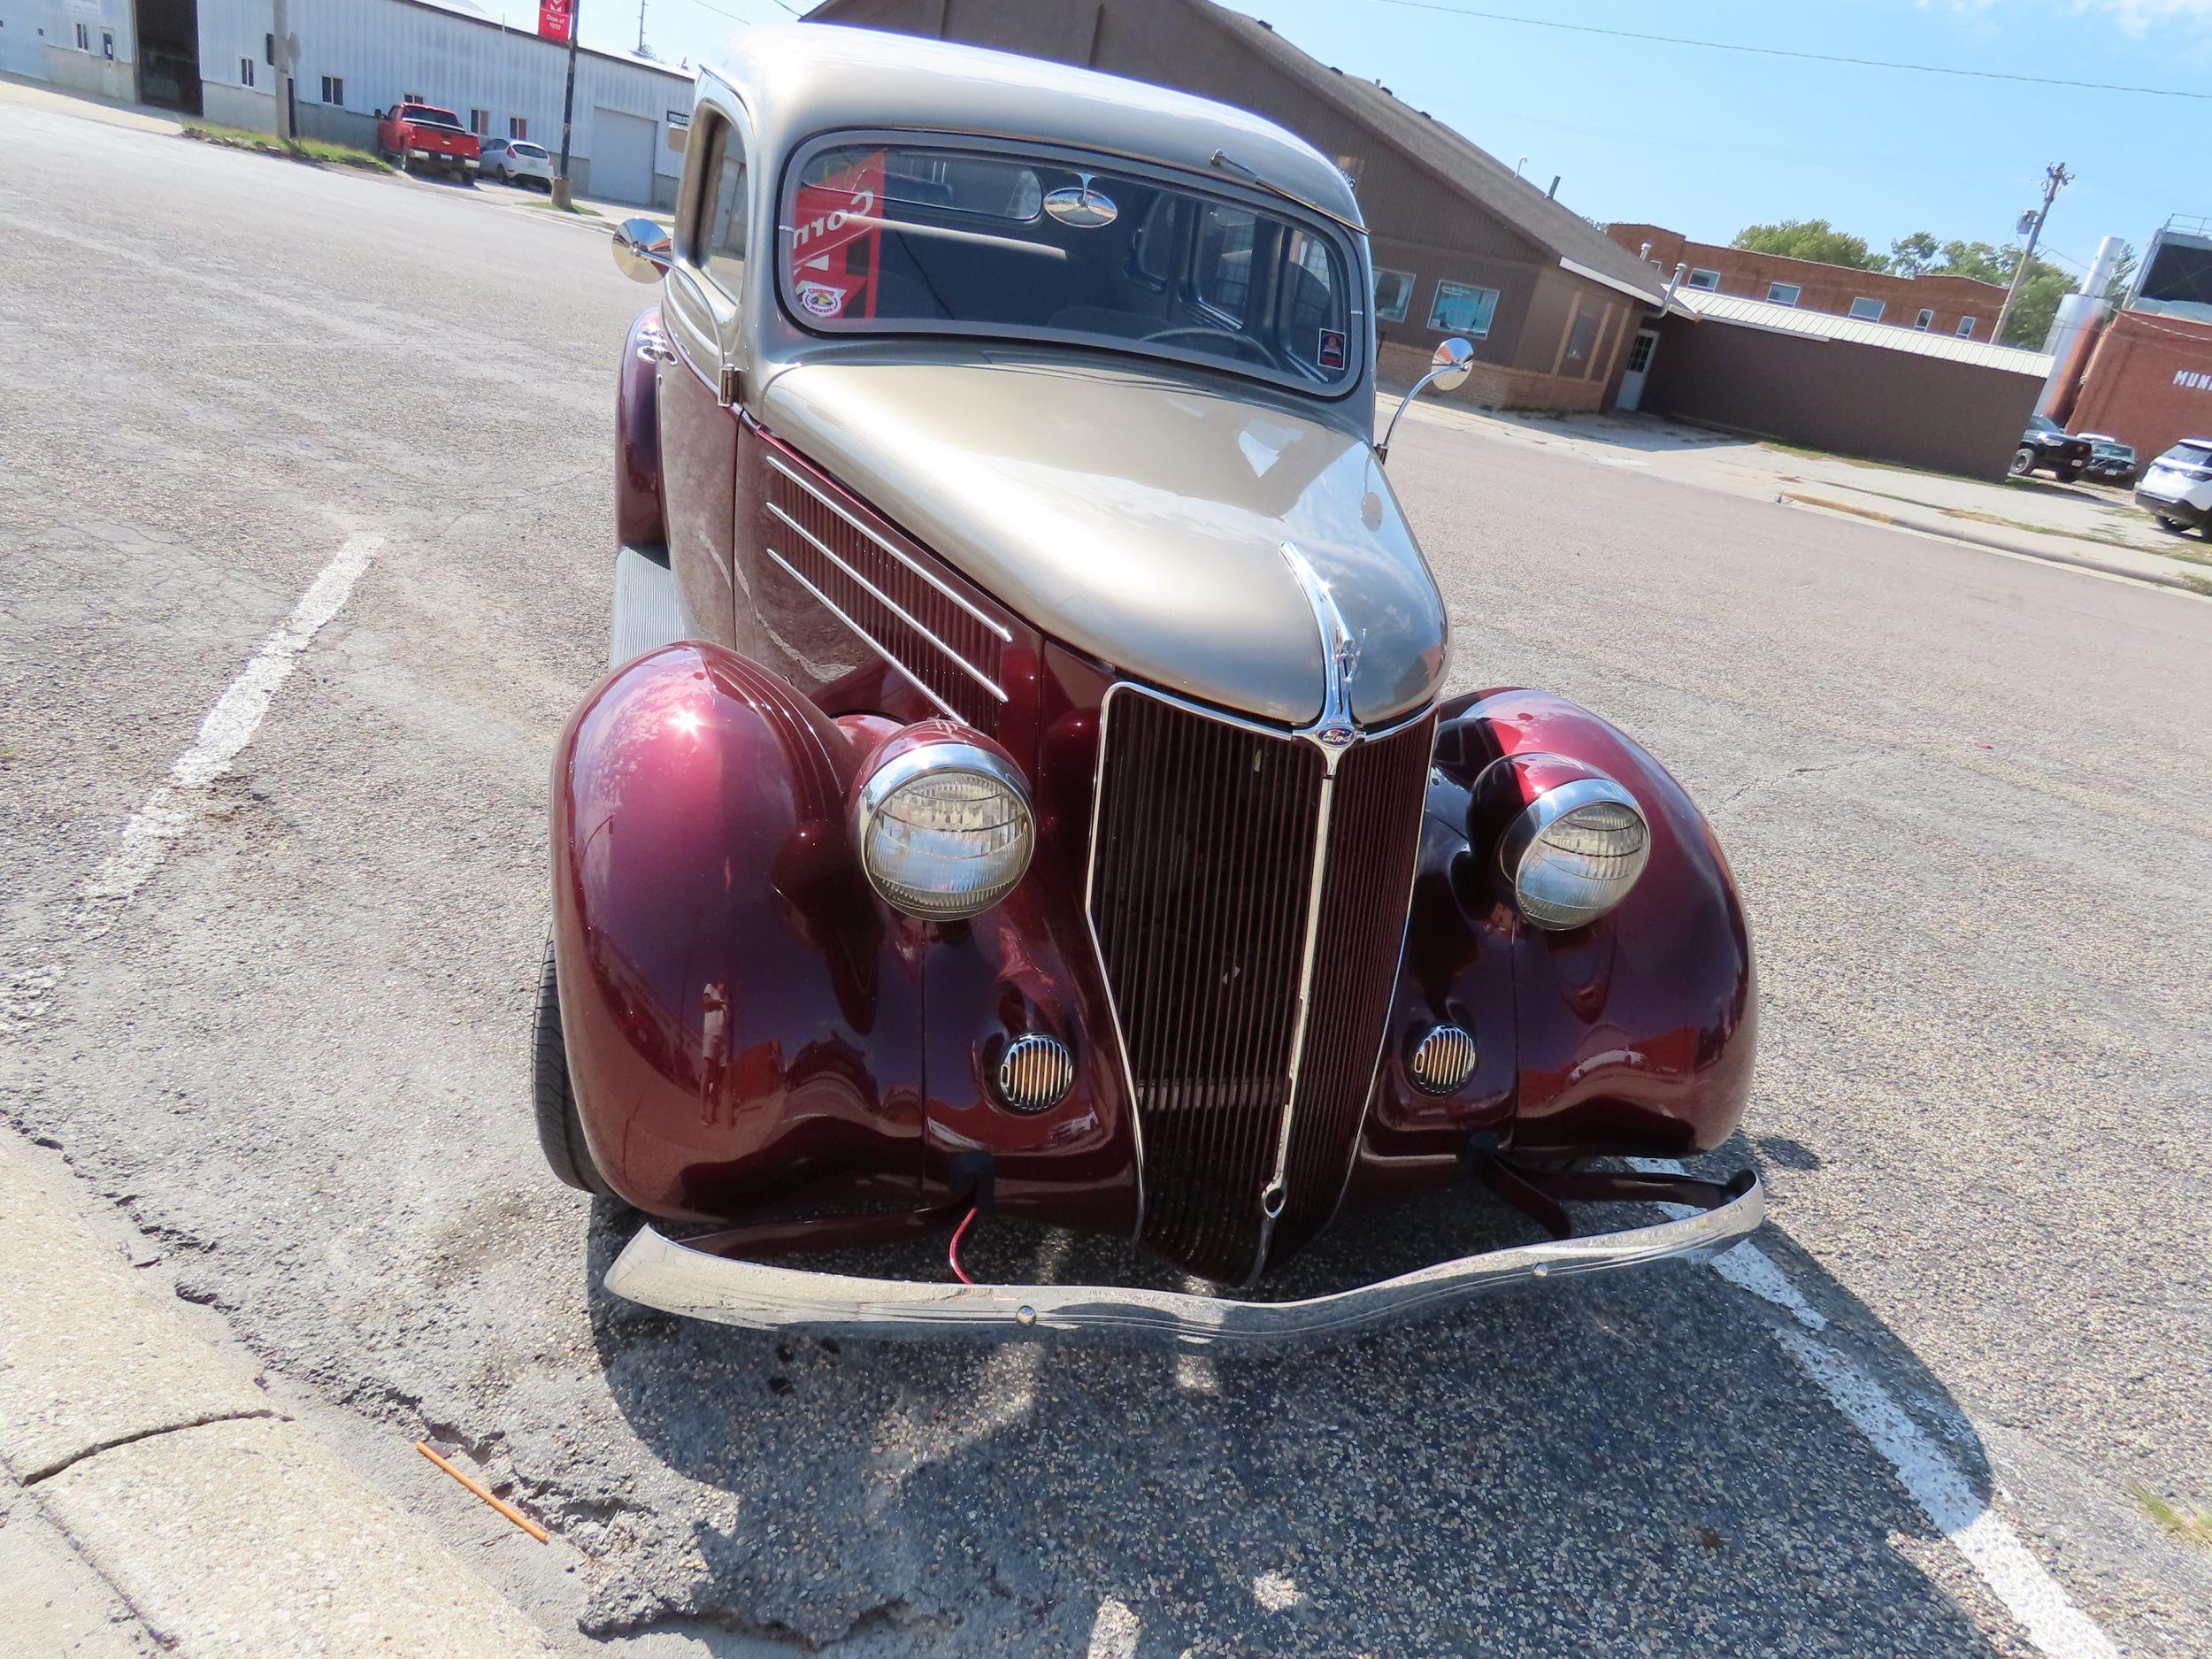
<box><xmin>375</xmin><ymin>103</ymin><xmax>480</xmax><ymax>177</ymax></box>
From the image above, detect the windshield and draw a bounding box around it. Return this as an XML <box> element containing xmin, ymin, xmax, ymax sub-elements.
<box><xmin>778</xmin><ymin>138</ymin><xmax>1361</xmax><ymax>394</ymax></box>
<box><xmin>513</xmin><ymin>142</ymin><xmax>549</xmax><ymax>158</ymax></box>
<box><xmin>406</xmin><ymin>107</ymin><xmax>462</xmax><ymax>130</ymax></box>
<box><xmin>2026</xmin><ymin>416</ymin><xmax>2063</xmax><ymax>434</ymax></box>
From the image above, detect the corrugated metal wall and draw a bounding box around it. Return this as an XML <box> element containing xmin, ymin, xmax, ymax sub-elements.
<box><xmin>194</xmin><ymin>0</ymin><xmax>692</xmax><ymax>202</ymax></box>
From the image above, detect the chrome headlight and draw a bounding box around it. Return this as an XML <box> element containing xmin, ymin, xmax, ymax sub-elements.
<box><xmin>855</xmin><ymin>741</ymin><xmax>1033</xmax><ymax>921</ymax></box>
<box><xmin>1502</xmin><ymin>777</ymin><xmax>1650</xmax><ymax>930</ymax></box>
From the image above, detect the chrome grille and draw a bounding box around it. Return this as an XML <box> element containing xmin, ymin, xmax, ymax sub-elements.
<box><xmin>1087</xmin><ymin>690</ymin><xmax>1434</xmax><ymax>1283</ymax></box>
<box><xmin>1267</xmin><ymin>711</ymin><xmax>1439</xmax><ymax>1263</ymax></box>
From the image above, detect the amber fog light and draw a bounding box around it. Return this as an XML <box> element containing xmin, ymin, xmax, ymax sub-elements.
<box><xmin>1409</xmin><ymin>1025</ymin><xmax>1478</xmax><ymax>1095</ymax></box>
<box><xmin>1502</xmin><ymin>777</ymin><xmax>1650</xmax><ymax>930</ymax></box>
<box><xmin>996</xmin><ymin>1034</ymin><xmax>1075</xmax><ymax>1113</ymax></box>
<box><xmin>855</xmin><ymin>741</ymin><xmax>1034</xmax><ymax>920</ymax></box>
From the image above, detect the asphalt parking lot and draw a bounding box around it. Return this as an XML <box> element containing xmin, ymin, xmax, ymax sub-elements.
<box><xmin>4</xmin><ymin>90</ymin><xmax>2209</xmax><ymax>1658</ymax></box>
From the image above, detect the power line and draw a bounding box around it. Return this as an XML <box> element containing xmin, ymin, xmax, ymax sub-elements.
<box><xmin>1368</xmin><ymin>0</ymin><xmax>2212</xmax><ymax>101</ymax></box>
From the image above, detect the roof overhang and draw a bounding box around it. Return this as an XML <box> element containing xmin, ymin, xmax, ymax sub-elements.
<box><xmin>1557</xmin><ymin>255</ymin><xmax>1663</xmax><ymax>307</ymax></box>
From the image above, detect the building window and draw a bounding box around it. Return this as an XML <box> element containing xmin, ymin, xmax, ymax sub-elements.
<box><xmin>509</xmin><ymin>116</ymin><xmax>528</xmax><ymax>140</ymax></box>
<box><xmin>1686</xmin><ymin>268</ymin><xmax>1721</xmax><ymax>290</ymax></box>
<box><xmin>1561</xmin><ymin>310</ymin><xmax>1601</xmax><ymax>376</ymax></box>
<box><xmin>320</xmin><ymin>75</ymin><xmax>343</xmax><ymax>105</ymax></box>
<box><xmin>471</xmin><ymin>108</ymin><xmax>490</xmax><ymax>135</ymax></box>
<box><xmin>1427</xmin><ymin>280</ymin><xmax>1500</xmax><ymax>338</ymax></box>
<box><xmin>74</xmin><ymin>21</ymin><xmax>88</xmax><ymax>49</ymax></box>
<box><xmin>265</xmin><ymin>33</ymin><xmax>274</xmax><ymax>65</ymax></box>
<box><xmin>1915</xmin><ymin>308</ymin><xmax>1935</xmax><ymax>331</ymax></box>
<box><xmin>102</xmin><ymin>29</ymin><xmax>114</xmax><ymax>58</ymax></box>
<box><xmin>1767</xmin><ymin>282</ymin><xmax>1801</xmax><ymax>306</ymax></box>
<box><xmin>239</xmin><ymin>58</ymin><xmax>255</xmax><ymax>88</ymax></box>
<box><xmin>1848</xmin><ymin>297</ymin><xmax>1885</xmax><ymax>321</ymax></box>
<box><xmin>1956</xmin><ymin>317</ymin><xmax>1977</xmax><ymax>338</ymax></box>
<box><xmin>1373</xmin><ymin>268</ymin><xmax>1415</xmax><ymax>323</ymax></box>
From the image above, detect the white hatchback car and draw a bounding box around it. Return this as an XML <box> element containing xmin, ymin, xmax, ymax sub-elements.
<box><xmin>481</xmin><ymin>137</ymin><xmax>555</xmax><ymax>190</ymax></box>
<box><xmin>2135</xmin><ymin>439</ymin><xmax>2212</xmax><ymax>536</ymax></box>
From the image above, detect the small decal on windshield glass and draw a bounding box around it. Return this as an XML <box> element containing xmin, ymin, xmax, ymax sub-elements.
<box><xmin>1043</xmin><ymin>175</ymin><xmax>1118</xmax><ymax>228</ymax></box>
<box><xmin>1317</xmin><ymin>328</ymin><xmax>1347</xmax><ymax>372</ymax></box>
<box><xmin>797</xmin><ymin>280</ymin><xmax>847</xmax><ymax>319</ymax></box>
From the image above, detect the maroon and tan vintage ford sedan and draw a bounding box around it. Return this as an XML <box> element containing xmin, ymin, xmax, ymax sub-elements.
<box><xmin>534</xmin><ymin>27</ymin><xmax>1762</xmax><ymax>1348</ymax></box>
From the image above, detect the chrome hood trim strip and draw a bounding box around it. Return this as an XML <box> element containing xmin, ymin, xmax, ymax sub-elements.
<box><xmin>603</xmin><ymin>1176</ymin><xmax>1765</xmax><ymax>1352</ymax></box>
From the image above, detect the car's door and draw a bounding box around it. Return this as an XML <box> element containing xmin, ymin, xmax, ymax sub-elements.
<box><xmin>651</xmin><ymin>99</ymin><xmax>750</xmax><ymax>650</ymax></box>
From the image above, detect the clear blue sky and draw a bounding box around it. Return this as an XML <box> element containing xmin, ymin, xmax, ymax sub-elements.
<box><xmin>518</xmin><ymin>0</ymin><xmax>2212</xmax><ymax>280</ymax></box>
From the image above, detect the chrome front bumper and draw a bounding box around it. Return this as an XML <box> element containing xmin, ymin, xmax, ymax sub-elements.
<box><xmin>603</xmin><ymin>1173</ymin><xmax>1765</xmax><ymax>1353</ymax></box>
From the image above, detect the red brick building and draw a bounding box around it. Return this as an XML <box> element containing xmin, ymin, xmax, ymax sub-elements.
<box><xmin>2063</xmin><ymin>309</ymin><xmax>2212</xmax><ymax>462</ymax></box>
<box><xmin>1606</xmin><ymin>223</ymin><xmax>2005</xmax><ymax>341</ymax></box>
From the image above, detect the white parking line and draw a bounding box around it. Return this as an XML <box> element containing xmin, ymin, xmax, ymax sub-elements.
<box><xmin>1</xmin><ymin>532</ymin><xmax>380</xmax><ymax>1033</ymax></box>
<box><xmin>1633</xmin><ymin>1159</ymin><xmax>2120</xmax><ymax>1659</ymax></box>
<box><xmin>82</xmin><ymin>533</ymin><xmax>381</xmax><ymax>908</ymax></box>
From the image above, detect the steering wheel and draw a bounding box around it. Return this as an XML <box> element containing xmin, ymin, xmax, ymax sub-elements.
<box><xmin>1141</xmin><ymin>324</ymin><xmax>1283</xmax><ymax>368</ymax></box>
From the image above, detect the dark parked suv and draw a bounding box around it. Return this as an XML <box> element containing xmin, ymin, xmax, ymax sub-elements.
<box><xmin>2010</xmin><ymin>415</ymin><xmax>2091</xmax><ymax>482</ymax></box>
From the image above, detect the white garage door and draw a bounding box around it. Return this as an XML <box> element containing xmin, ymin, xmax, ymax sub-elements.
<box><xmin>0</xmin><ymin>7</ymin><xmax>50</xmax><ymax>79</ymax></box>
<box><xmin>591</xmin><ymin>108</ymin><xmax>656</xmax><ymax>206</ymax></box>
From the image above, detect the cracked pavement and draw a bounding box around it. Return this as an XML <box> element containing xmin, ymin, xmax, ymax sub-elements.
<box><xmin>2</xmin><ymin>82</ymin><xmax>2209</xmax><ymax>1657</ymax></box>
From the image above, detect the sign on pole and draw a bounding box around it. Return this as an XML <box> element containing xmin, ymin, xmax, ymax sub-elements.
<box><xmin>539</xmin><ymin>0</ymin><xmax>573</xmax><ymax>42</ymax></box>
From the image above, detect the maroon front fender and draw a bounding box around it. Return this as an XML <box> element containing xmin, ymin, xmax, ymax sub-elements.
<box><xmin>1462</xmin><ymin>687</ymin><xmax>1757</xmax><ymax>1157</ymax></box>
<box><xmin>550</xmin><ymin>643</ymin><xmax>925</xmax><ymax>1219</ymax></box>
<box><xmin>1348</xmin><ymin>687</ymin><xmax>1755</xmax><ymax>1216</ymax></box>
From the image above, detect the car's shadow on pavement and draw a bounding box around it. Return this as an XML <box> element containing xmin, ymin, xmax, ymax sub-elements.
<box><xmin>578</xmin><ymin>1143</ymin><xmax>2015</xmax><ymax>1657</ymax></box>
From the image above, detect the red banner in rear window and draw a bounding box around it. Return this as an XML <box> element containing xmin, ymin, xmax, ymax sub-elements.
<box><xmin>789</xmin><ymin>150</ymin><xmax>884</xmax><ymax>322</ymax></box>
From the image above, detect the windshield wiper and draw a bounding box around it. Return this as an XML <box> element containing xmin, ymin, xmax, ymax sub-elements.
<box><xmin>1209</xmin><ymin>150</ymin><xmax>1365</xmax><ymax>237</ymax></box>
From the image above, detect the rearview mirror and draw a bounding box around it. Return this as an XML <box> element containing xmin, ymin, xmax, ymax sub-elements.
<box><xmin>1378</xmin><ymin>336</ymin><xmax>1476</xmax><ymax>462</ymax></box>
<box><xmin>611</xmin><ymin>217</ymin><xmax>673</xmax><ymax>284</ymax></box>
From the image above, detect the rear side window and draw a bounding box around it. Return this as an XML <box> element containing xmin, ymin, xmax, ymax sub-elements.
<box><xmin>693</xmin><ymin>113</ymin><xmax>749</xmax><ymax>300</ymax></box>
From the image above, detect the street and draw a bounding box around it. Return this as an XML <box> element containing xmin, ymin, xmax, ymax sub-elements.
<box><xmin>3</xmin><ymin>87</ymin><xmax>2209</xmax><ymax>1658</ymax></box>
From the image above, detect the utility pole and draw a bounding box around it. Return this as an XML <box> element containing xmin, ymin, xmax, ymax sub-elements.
<box><xmin>270</xmin><ymin>0</ymin><xmax>296</xmax><ymax>141</ymax></box>
<box><xmin>553</xmin><ymin>0</ymin><xmax>581</xmax><ymax>211</ymax></box>
<box><xmin>1994</xmin><ymin>162</ymin><xmax>2073</xmax><ymax>344</ymax></box>
<box><xmin>637</xmin><ymin>0</ymin><xmax>647</xmax><ymax>54</ymax></box>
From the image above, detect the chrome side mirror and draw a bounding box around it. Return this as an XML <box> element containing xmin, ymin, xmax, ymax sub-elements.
<box><xmin>1378</xmin><ymin>336</ymin><xmax>1476</xmax><ymax>462</ymax></box>
<box><xmin>611</xmin><ymin>217</ymin><xmax>672</xmax><ymax>284</ymax></box>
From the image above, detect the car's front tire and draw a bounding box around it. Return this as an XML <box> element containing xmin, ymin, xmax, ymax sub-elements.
<box><xmin>533</xmin><ymin>933</ymin><xmax>616</xmax><ymax>1197</ymax></box>
<box><xmin>2008</xmin><ymin>447</ymin><xmax>2036</xmax><ymax>478</ymax></box>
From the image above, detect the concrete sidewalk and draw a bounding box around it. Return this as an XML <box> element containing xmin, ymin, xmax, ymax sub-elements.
<box><xmin>0</xmin><ymin>1126</ymin><xmax>561</xmax><ymax>1658</ymax></box>
<box><xmin>1388</xmin><ymin>397</ymin><xmax>2212</xmax><ymax>596</ymax></box>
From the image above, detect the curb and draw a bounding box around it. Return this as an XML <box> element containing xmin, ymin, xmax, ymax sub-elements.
<box><xmin>1778</xmin><ymin>490</ymin><xmax>2211</xmax><ymax>597</ymax></box>
<box><xmin>0</xmin><ymin>1130</ymin><xmax>561</xmax><ymax>1658</ymax></box>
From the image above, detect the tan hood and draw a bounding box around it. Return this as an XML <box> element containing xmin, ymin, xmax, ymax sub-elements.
<box><xmin>757</xmin><ymin>355</ymin><xmax>1448</xmax><ymax>727</ymax></box>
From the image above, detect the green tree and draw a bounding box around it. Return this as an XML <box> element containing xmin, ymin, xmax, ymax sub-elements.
<box><xmin>1937</xmin><ymin>239</ymin><xmax>2009</xmax><ymax>283</ymax></box>
<box><xmin>1731</xmin><ymin>218</ymin><xmax>1888</xmax><ymax>272</ymax></box>
<box><xmin>1888</xmin><ymin>231</ymin><xmax>1939</xmax><ymax>277</ymax></box>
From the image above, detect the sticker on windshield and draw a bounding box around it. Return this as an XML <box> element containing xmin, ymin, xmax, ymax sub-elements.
<box><xmin>1317</xmin><ymin>328</ymin><xmax>1348</xmax><ymax>373</ymax></box>
<box><xmin>796</xmin><ymin>280</ymin><xmax>846</xmax><ymax>319</ymax></box>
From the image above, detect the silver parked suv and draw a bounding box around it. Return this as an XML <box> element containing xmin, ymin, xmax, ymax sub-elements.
<box><xmin>2135</xmin><ymin>438</ymin><xmax>2212</xmax><ymax>535</ymax></box>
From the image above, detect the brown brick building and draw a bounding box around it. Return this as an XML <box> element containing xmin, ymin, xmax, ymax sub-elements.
<box><xmin>2062</xmin><ymin>308</ymin><xmax>2212</xmax><ymax>464</ymax></box>
<box><xmin>1607</xmin><ymin>223</ymin><xmax>2005</xmax><ymax>341</ymax></box>
<box><xmin>806</xmin><ymin>0</ymin><xmax>1667</xmax><ymax>411</ymax></box>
